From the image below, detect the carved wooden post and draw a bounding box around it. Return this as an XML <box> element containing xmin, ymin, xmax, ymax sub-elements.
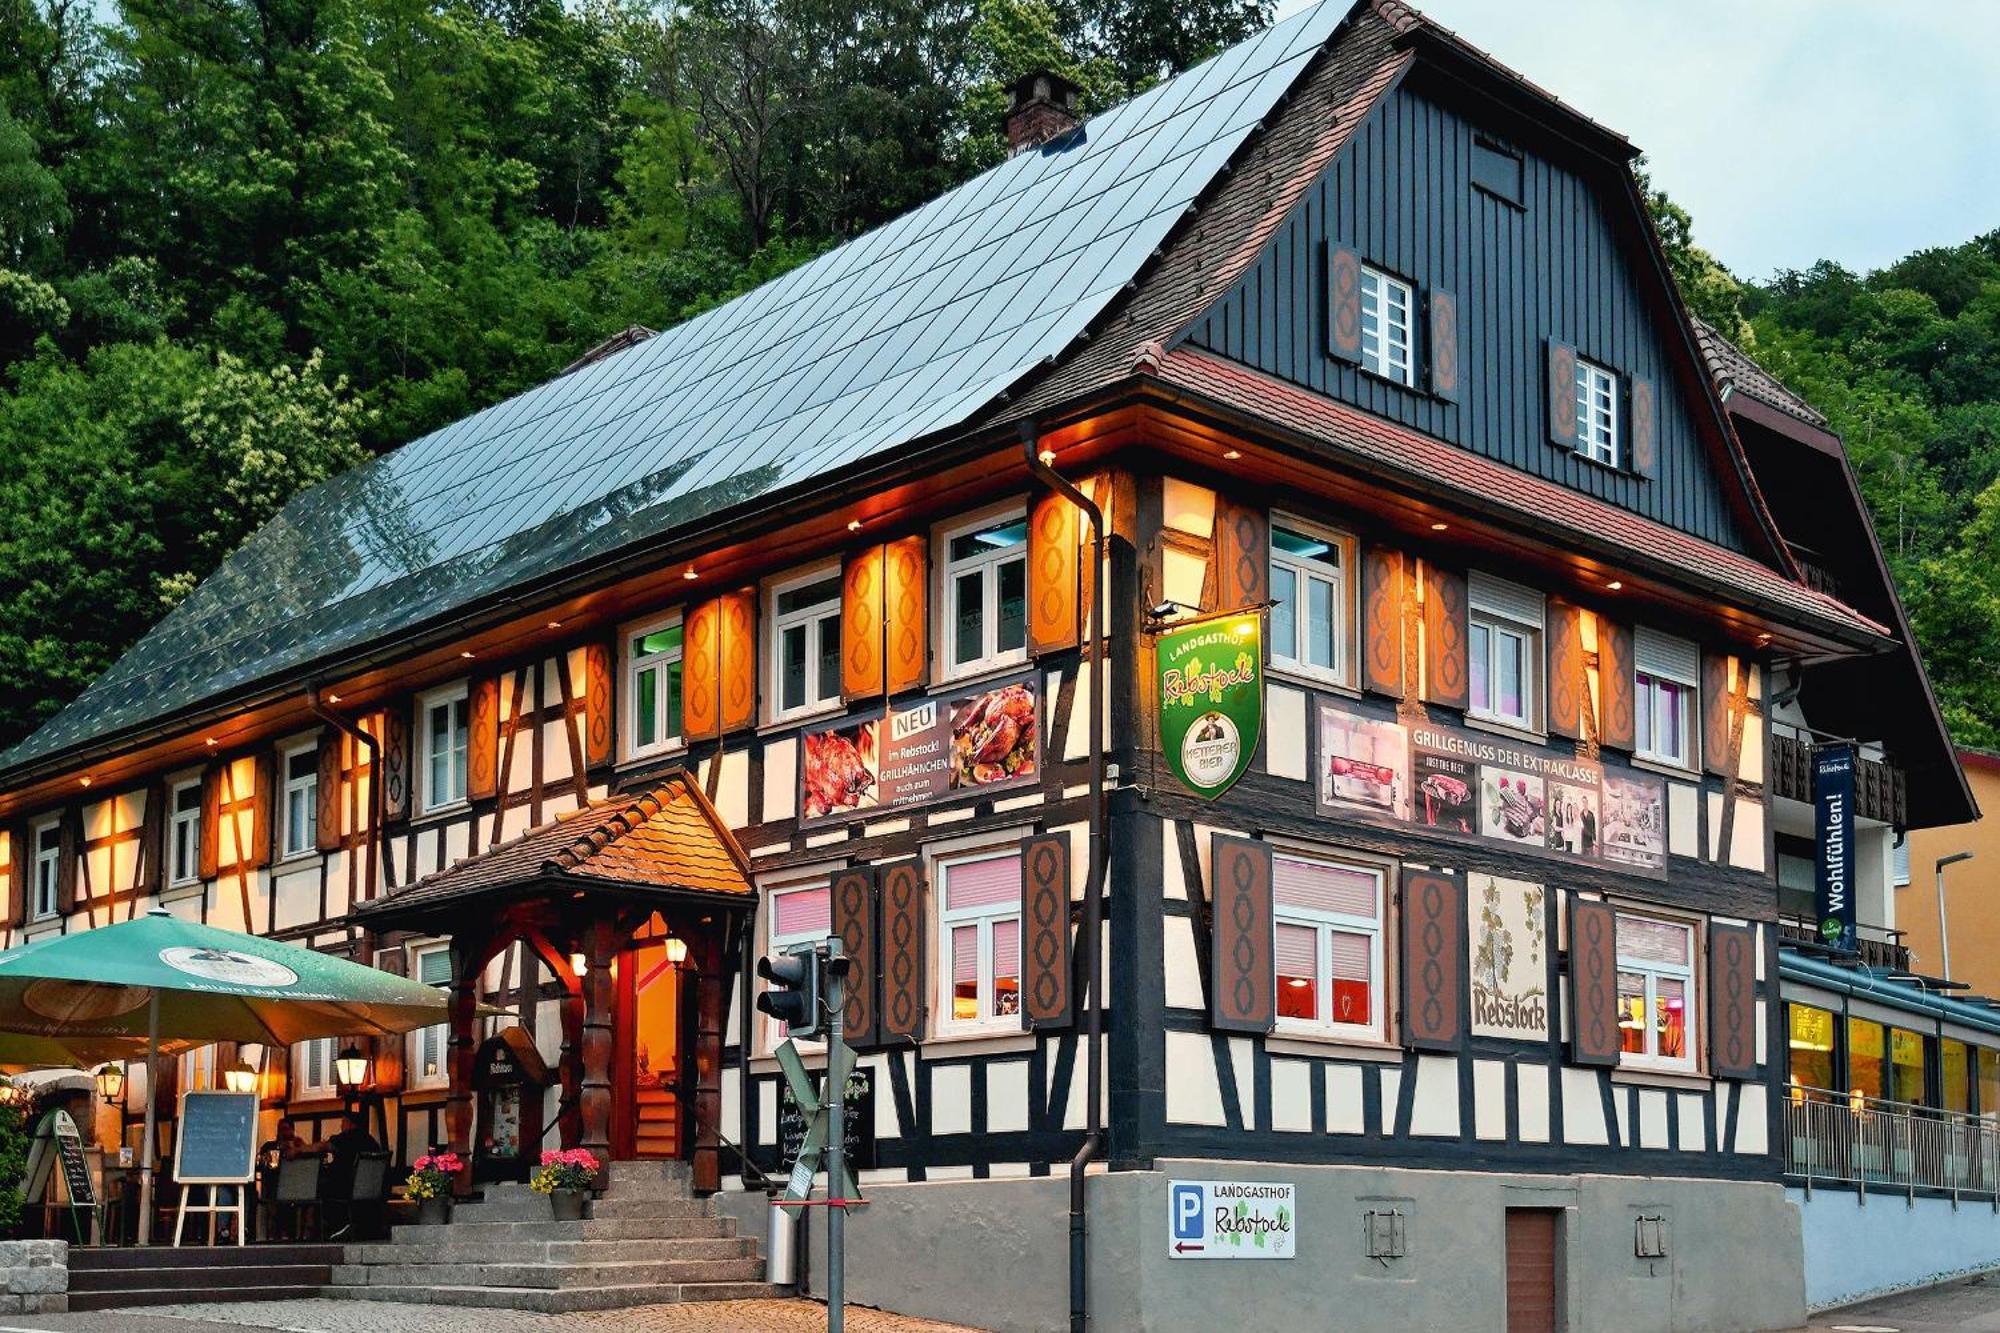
<box><xmin>444</xmin><ymin>929</ymin><xmax>489</xmax><ymax>1197</ymax></box>
<box><xmin>558</xmin><ymin>948</ymin><xmax>585</xmax><ymax>1150</ymax></box>
<box><xmin>692</xmin><ymin>924</ymin><xmax>727</xmax><ymax>1192</ymax></box>
<box><xmin>579</xmin><ymin>915</ymin><xmax>618</xmax><ymax>1177</ymax></box>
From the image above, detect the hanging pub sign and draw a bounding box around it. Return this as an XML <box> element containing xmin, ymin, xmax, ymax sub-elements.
<box><xmin>1155</xmin><ymin>610</ymin><xmax>1264</xmax><ymax>800</ymax></box>
<box><xmin>800</xmin><ymin>675</ymin><xmax>1039</xmax><ymax>824</ymax></box>
<box><xmin>1315</xmin><ymin>698</ymin><xmax>1668</xmax><ymax>878</ymax></box>
<box><xmin>1814</xmin><ymin>742</ymin><xmax>1857</xmax><ymax>953</ymax></box>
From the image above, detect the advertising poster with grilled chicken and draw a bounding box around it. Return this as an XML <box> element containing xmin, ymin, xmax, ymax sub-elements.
<box><xmin>1155</xmin><ymin>610</ymin><xmax>1263</xmax><ymax>800</ymax></box>
<box><xmin>800</xmin><ymin>677</ymin><xmax>1039</xmax><ymax>824</ymax></box>
<box><xmin>1314</xmin><ymin>698</ymin><xmax>1666</xmax><ymax>878</ymax></box>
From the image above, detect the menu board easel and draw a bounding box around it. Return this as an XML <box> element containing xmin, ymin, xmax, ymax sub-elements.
<box><xmin>172</xmin><ymin>1090</ymin><xmax>258</xmax><ymax>1247</ymax></box>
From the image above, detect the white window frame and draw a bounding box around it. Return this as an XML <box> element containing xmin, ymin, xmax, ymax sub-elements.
<box><xmin>765</xmin><ymin>565</ymin><xmax>845</xmax><ymax>723</ymax></box>
<box><xmin>933</xmin><ymin>845</ymin><xmax>1025</xmax><ymax>1039</ymax></box>
<box><xmin>179</xmin><ymin>1044</ymin><xmax>218</xmax><ymax>1093</ymax></box>
<box><xmin>1615</xmin><ymin>912</ymin><xmax>1698</xmax><ymax>1075</ymax></box>
<box><xmin>1359</xmin><ymin>265</ymin><xmax>1415</xmax><ymax>387</ymax></box>
<box><xmin>763</xmin><ymin>878</ymin><xmax>833</xmax><ymax>1052</ymax></box>
<box><xmin>1467</xmin><ymin>573</ymin><xmax>1545</xmax><ymax>733</ymax></box>
<box><xmin>1634</xmin><ymin>628</ymin><xmax>1700</xmax><ymax>771</ymax></box>
<box><xmin>408</xmin><ymin>941</ymin><xmax>453</xmax><ymax>1091</ymax></box>
<box><xmin>939</xmin><ymin>506</ymin><xmax>1030</xmax><ymax>682</ymax></box>
<box><xmin>167</xmin><ymin>778</ymin><xmax>203</xmax><ymax>887</ymax></box>
<box><xmin>1271</xmin><ymin>850</ymin><xmax>1387</xmax><ymax>1044</ymax></box>
<box><xmin>30</xmin><ymin>819</ymin><xmax>60</xmax><ymax>921</ymax></box>
<box><xmin>1268</xmin><ymin>516</ymin><xmax>1357</xmax><ymax>687</ymax></box>
<box><xmin>293</xmin><ymin>1036</ymin><xmax>337</xmax><ymax>1100</ymax></box>
<box><xmin>280</xmin><ymin>741</ymin><xmax>319</xmax><ymax>861</ymax></box>
<box><xmin>419</xmin><ymin>682</ymin><xmax>470</xmax><ymax>814</ymax></box>
<box><xmin>1575</xmin><ymin>357</ymin><xmax>1620</xmax><ymax>467</ymax></box>
<box><xmin>621</xmin><ymin>612</ymin><xmax>686</xmax><ymax>762</ymax></box>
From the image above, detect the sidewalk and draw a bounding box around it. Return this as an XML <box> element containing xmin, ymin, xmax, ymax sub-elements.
<box><xmin>0</xmin><ymin>1297</ymin><xmax>987</xmax><ymax>1333</ymax></box>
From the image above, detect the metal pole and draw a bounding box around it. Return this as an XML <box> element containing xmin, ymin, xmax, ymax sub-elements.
<box><xmin>825</xmin><ymin>939</ymin><xmax>845</xmax><ymax>1333</ymax></box>
<box><xmin>138</xmin><ymin>989</ymin><xmax>161</xmax><ymax>1246</ymax></box>
<box><xmin>1935</xmin><ymin>852</ymin><xmax>1974</xmax><ymax>982</ymax></box>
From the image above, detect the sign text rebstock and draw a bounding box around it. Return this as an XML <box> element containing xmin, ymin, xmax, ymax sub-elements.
<box><xmin>1167</xmin><ymin>1179</ymin><xmax>1296</xmax><ymax>1259</ymax></box>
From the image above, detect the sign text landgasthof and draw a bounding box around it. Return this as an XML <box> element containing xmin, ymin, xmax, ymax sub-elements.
<box><xmin>1155</xmin><ymin>611</ymin><xmax>1264</xmax><ymax>800</ymax></box>
<box><xmin>1168</xmin><ymin>1179</ymin><xmax>1297</xmax><ymax>1259</ymax></box>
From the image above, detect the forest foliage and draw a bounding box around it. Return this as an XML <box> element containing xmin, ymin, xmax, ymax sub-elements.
<box><xmin>0</xmin><ymin>0</ymin><xmax>1996</xmax><ymax>763</ymax></box>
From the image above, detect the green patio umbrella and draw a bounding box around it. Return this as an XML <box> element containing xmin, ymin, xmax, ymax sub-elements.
<box><xmin>0</xmin><ymin>908</ymin><xmax>453</xmax><ymax>1243</ymax></box>
<box><xmin>0</xmin><ymin>1030</ymin><xmax>201</xmax><ymax>1075</ymax></box>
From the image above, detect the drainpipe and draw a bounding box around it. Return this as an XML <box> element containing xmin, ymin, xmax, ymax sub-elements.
<box><xmin>1022</xmin><ymin>424</ymin><xmax>1105</xmax><ymax>1333</ymax></box>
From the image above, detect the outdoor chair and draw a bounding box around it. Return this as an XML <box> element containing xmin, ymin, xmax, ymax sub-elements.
<box><xmin>333</xmin><ymin>1151</ymin><xmax>392</xmax><ymax>1241</ymax></box>
<box><xmin>272</xmin><ymin>1156</ymin><xmax>323</xmax><ymax>1242</ymax></box>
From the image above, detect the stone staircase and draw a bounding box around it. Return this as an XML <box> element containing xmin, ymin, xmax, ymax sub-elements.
<box><xmin>327</xmin><ymin>1160</ymin><xmax>777</xmax><ymax>1313</ymax></box>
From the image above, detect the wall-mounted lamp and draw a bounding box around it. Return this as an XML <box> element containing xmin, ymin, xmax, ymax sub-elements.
<box><xmin>571</xmin><ymin>953</ymin><xmax>589</xmax><ymax>978</ymax></box>
<box><xmin>665</xmin><ymin>936</ymin><xmax>689</xmax><ymax>966</ymax></box>
<box><xmin>223</xmin><ymin>1061</ymin><xmax>258</xmax><ymax>1094</ymax></box>
<box><xmin>94</xmin><ymin>1063</ymin><xmax>126</xmax><ymax>1104</ymax></box>
<box><xmin>334</xmin><ymin>1044</ymin><xmax>372</xmax><ymax>1092</ymax></box>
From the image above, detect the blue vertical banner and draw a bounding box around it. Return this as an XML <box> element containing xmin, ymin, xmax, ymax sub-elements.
<box><xmin>1814</xmin><ymin>743</ymin><xmax>1857</xmax><ymax>953</ymax></box>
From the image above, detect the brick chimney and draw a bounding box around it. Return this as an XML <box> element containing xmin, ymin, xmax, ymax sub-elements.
<box><xmin>1005</xmin><ymin>70</ymin><xmax>1082</xmax><ymax>156</ymax></box>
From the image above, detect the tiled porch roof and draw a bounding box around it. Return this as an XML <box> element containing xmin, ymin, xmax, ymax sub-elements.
<box><xmin>352</xmin><ymin>774</ymin><xmax>752</xmax><ymax>923</ymax></box>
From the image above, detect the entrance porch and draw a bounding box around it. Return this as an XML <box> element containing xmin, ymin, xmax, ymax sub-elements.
<box><xmin>351</xmin><ymin>776</ymin><xmax>755</xmax><ymax>1194</ymax></box>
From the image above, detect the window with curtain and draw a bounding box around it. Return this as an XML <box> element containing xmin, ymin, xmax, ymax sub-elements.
<box><xmin>282</xmin><ymin>743</ymin><xmax>319</xmax><ymax>858</ymax></box>
<box><xmin>1268</xmin><ymin>520</ymin><xmax>1355</xmax><ymax>686</ymax></box>
<box><xmin>936</xmin><ymin>848</ymin><xmax>1023</xmax><ymax>1035</ymax></box>
<box><xmin>1848</xmin><ymin>1018</ymin><xmax>1886</xmax><ymax>1101</ymax></box>
<box><xmin>1272</xmin><ymin>851</ymin><xmax>1384</xmax><ymax>1041</ymax></box>
<box><xmin>293</xmin><ymin>1036</ymin><xmax>336</xmax><ymax>1099</ymax></box>
<box><xmin>420</xmin><ymin>685</ymin><xmax>470</xmax><ymax>812</ymax></box>
<box><xmin>410</xmin><ymin>944</ymin><xmax>453</xmax><ymax>1090</ymax></box>
<box><xmin>1890</xmin><ymin>1028</ymin><xmax>1928</xmax><ymax>1106</ymax></box>
<box><xmin>1943</xmin><ymin>1038</ymin><xmax>1971</xmax><ymax>1114</ymax></box>
<box><xmin>1979</xmin><ymin>1048</ymin><xmax>2000</xmax><ymax>1119</ymax></box>
<box><xmin>1468</xmin><ymin>573</ymin><xmax>1544</xmax><ymax>732</ymax></box>
<box><xmin>942</xmin><ymin>513</ymin><xmax>1028</xmax><ymax>679</ymax></box>
<box><xmin>766</xmin><ymin>569</ymin><xmax>843</xmax><ymax>721</ymax></box>
<box><xmin>1614</xmin><ymin>913</ymin><xmax>1695</xmax><ymax>1072</ymax></box>
<box><xmin>765</xmin><ymin>882</ymin><xmax>831</xmax><ymax>1047</ymax></box>
<box><xmin>168</xmin><ymin>779</ymin><xmax>203</xmax><ymax>886</ymax></box>
<box><xmin>1787</xmin><ymin>1003</ymin><xmax>1836</xmax><ymax>1094</ymax></box>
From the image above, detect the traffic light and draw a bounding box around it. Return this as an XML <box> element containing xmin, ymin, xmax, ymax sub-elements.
<box><xmin>756</xmin><ymin>943</ymin><xmax>824</xmax><ymax>1042</ymax></box>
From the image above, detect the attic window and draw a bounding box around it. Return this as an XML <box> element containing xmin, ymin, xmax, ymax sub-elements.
<box><xmin>1472</xmin><ymin>137</ymin><xmax>1524</xmax><ymax>207</ymax></box>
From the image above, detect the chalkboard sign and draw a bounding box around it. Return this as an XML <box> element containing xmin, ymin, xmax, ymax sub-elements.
<box><xmin>51</xmin><ymin>1111</ymin><xmax>93</xmax><ymax>1210</ymax></box>
<box><xmin>174</xmin><ymin>1091</ymin><xmax>258</xmax><ymax>1184</ymax></box>
<box><xmin>779</xmin><ymin>1065</ymin><xmax>874</xmax><ymax>1171</ymax></box>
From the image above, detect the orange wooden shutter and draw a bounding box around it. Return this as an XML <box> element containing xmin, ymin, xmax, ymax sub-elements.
<box><xmin>1546</xmin><ymin>600</ymin><xmax>1586</xmax><ymax>740</ymax></box>
<box><xmin>55</xmin><ymin>809</ymin><xmax>78</xmax><ymax>913</ymax></box>
<box><xmin>380</xmin><ymin>706</ymin><xmax>414</xmax><ymax>824</ymax></box>
<box><xmin>583</xmin><ymin>640</ymin><xmax>615</xmax><ymax>769</ymax></box>
<box><xmin>1422</xmin><ymin>564</ymin><xmax>1469</xmax><ymax>709</ymax></box>
<box><xmin>1029</xmin><ymin>491</ymin><xmax>1080</xmax><ymax>655</ymax></box>
<box><xmin>830</xmin><ymin>867</ymin><xmax>879</xmax><ymax>1047</ymax></box>
<box><xmin>248</xmin><ymin>754</ymin><xmax>275</xmax><ymax>868</ymax></box>
<box><xmin>6</xmin><ymin>824</ymin><xmax>26</xmax><ymax>928</ymax></box>
<box><xmin>884</xmin><ymin>535</ymin><xmax>929</xmax><ymax>694</ymax></box>
<box><xmin>1212</xmin><ymin>498</ymin><xmax>1268</xmax><ymax>612</ymax></box>
<box><xmin>879</xmin><ymin>858</ymin><xmax>926</xmax><ymax>1044</ymax></box>
<box><xmin>1598</xmin><ymin>622</ymin><xmax>1636</xmax><ymax>751</ymax></box>
<box><xmin>136</xmin><ymin>782</ymin><xmax>165</xmax><ymax>895</ymax></box>
<box><xmin>1702</xmin><ymin>652</ymin><xmax>1733</xmax><ymax>777</ymax></box>
<box><xmin>1360</xmin><ymin>546</ymin><xmax>1406</xmax><ymax>697</ymax></box>
<box><xmin>1021</xmin><ymin>830</ymin><xmax>1072</xmax><ymax>1029</ymax></box>
<box><xmin>841</xmin><ymin>545</ymin><xmax>884</xmax><ymax>701</ymax></box>
<box><xmin>683</xmin><ymin>598</ymin><xmax>721</xmax><ymax>740</ymax></box>
<box><xmin>718</xmin><ymin>589</ymin><xmax>757</xmax><ymax>734</ymax></box>
<box><xmin>316</xmin><ymin>732</ymin><xmax>342</xmax><ymax>851</ymax></box>
<box><xmin>1567</xmin><ymin>897</ymin><xmax>1620</xmax><ymax>1067</ymax></box>
<box><xmin>1209</xmin><ymin>835</ymin><xmax>1274</xmax><ymax>1034</ymax></box>
<box><xmin>198</xmin><ymin>765</ymin><xmax>222</xmax><ymax>879</ymax></box>
<box><xmin>467</xmin><ymin>674</ymin><xmax>501</xmax><ymax>800</ymax></box>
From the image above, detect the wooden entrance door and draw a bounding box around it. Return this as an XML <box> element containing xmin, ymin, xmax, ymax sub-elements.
<box><xmin>611</xmin><ymin>916</ymin><xmax>687</xmax><ymax>1160</ymax></box>
<box><xmin>1504</xmin><ymin>1208</ymin><xmax>1560</xmax><ymax>1333</ymax></box>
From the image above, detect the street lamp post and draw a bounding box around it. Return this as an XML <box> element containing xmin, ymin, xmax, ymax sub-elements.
<box><xmin>1936</xmin><ymin>851</ymin><xmax>1975</xmax><ymax>981</ymax></box>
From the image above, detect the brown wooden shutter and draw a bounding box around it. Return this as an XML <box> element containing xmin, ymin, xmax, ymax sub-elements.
<box><xmin>1422</xmin><ymin>563</ymin><xmax>1470</xmax><ymax>709</ymax></box>
<box><xmin>1548</xmin><ymin>341</ymin><xmax>1579</xmax><ymax>449</ymax></box>
<box><xmin>841</xmin><ymin>545</ymin><xmax>885</xmax><ymax>701</ymax></box>
<box><xmin>1328</xmin><ymin>244</ymin><xmax>1363</xmax><ymax>363</ymax></box>
<box><xmin>249</xmin><ymin>754</ymin><xmax>275</xmax><ymax>869</ymax></box>
<box><xmin>55</xmin><ymin>809</ymin><xmax>78</xmax><ymax>914</ymax></box>
<box><xmin>684</xmin><ymin>598</ymin><xmax>721</xmax><ymax>741</ymax></box>
<box><xmin>6</xmin><ymin>824</ymin><xmax>27</xmax><ymax>928</ymax></box>
<box><xmin>1597</xmin><ymin>621</ymin><xmax>1636</xmax><ymax>751</ymax></box>
<box><xmin>583</xmin><ymin>640</ymin><xmax>615</xmax><ymax>769</ymax></box>
<box><xmin>1701</xmin><ymin>652</ymin><xmax>1733</xmax><ymax>777</ymax></box>
<box><xmin>467</xmin><ymin>675</ymin><xmax>501</xmax><ymax>801</ymax></box>
<box><xmin>1401</xmin><ymin>869</ymin><xmax>1464</xmax><ymax>1051</ymax></box>
<box><xmin>1360</xmin><ymin>547</ymin><xmax>1406</xmax><ymax>698</ymax></box>
<box><xmin>1020</xmin><ymin>830</ymin><xmax>1073</xmax><ymax>1029</ymax></box>
<box><xmin>1567</xmin><ymin>897</ymin><xmax>1620</xmax><ymax>1067</ymax></box>
<box><xmin>1546</xmin><ymin>600</ymin><xmax>1586</xmax><ymax>740</ymax></box>
<box><xmin>1629</xmin><ymin>377</ymin><xmax>1658</xmax><ymax>478</ymax></box>
<box><xmin>198</xmin><ymin>765</ymin><xmax>222</xmax><ymax>879</ymax></box>
<box><xmin>1708</xmin><ymin>922</ymin><xmax>1759</xmax><ymax>1081</ymax></box>
<box><xmin>884</xmin><ymin>535</ymin><xmax>929</xmax><ymax>693</ymax></box>
<box><xmin>1212</xmin><ymin>496</ymin><xmax>1269</xmax><ymax>614</ymax></box>
<box><xmin>1029</xmin><ymin>490</ymin><xmax>1080</xmax><ymax>655</ymax></box>
<box><xmin>719</xmin><ymin>589</ymin><xmax>758</xmax><ymax>735</ymax></box>
<box><xmin>135</xmin><ymin>782</ymin><xmax>165</xmax><ymax>896</ymax></box>
<box><xmin>878</xmin><ymin>859</ymin><xmax>926</xmax><ymax>1044</ymax></box>
<box><xmin>829</xmin><ymin>866</ymin><xmax>880</xmax><ymax>1048</ymax></box>
<box><xmin>1209</xmin><ymin>834</ymin><xmax>1274</xmax><ymax>1034</ymax></box>
<box><xmin>316</xmin><ymin>732</ymin><xmax>342</xmax><ymax>852</ymax></box>
<box><xmin>1428</xmin><ymin>288</ymin><xmax>1461</xmax><ymax>402</ymax></box>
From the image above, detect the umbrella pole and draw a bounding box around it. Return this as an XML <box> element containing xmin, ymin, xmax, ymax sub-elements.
<box><xmin>139</xmin><ymin>990</ymin><xmax>160</xmax><ymax>1247</ymax></box>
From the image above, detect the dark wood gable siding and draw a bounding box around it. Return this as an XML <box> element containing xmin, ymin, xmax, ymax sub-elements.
<box><xmin>1182</xmin><ymin>82</ymin><xmax>1748</xmax><ymax>551</ymax></box>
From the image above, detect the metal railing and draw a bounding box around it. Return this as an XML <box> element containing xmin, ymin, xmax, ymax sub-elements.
<box><xmin>1786</xmin><ymin>1085</ymin><xmax>2000</xmax><ymax>1204</ymax></box>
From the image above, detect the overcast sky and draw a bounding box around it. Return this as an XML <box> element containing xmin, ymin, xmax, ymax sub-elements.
<box><xmin>1274</xmin><ymin>0</ymin><xmax>2000</xmax><ymax>281</ymax></box>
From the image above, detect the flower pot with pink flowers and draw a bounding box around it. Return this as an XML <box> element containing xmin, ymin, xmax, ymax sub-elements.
<box><xmin>405</xmin><ymin>1151</ymin><xmax>463</xmax><ymax>1224</ymax></box>
<box><xmin>529</xmin><ymin>1148</ymin><xmax>600</xmax><ymax>1220</ymax></box>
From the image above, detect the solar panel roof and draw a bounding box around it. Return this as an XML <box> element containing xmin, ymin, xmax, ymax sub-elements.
<box><xmin>2</xmin><ymin>0</ymin><xmax>1347</xmax><ymax>775</ymax></box>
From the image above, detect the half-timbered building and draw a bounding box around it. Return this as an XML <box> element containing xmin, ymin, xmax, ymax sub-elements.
<box><xmin>0</xmin><ymin>0</ymin><xmax>1971</xmax><ymax>1327</ymax></box>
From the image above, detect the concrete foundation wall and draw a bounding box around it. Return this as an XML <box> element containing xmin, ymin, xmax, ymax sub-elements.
<box><xmin>1792</xmin><ymin>1187</ymin><xmax>2000</xmax><ymax>1311</ymax></box>
<box><xmin>720</xmin><ymin>1162</ymin><xmax>1805</xmax><ymax>1333</ymax></box>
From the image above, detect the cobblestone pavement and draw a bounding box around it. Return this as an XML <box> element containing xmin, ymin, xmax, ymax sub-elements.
<box><xmin>0</xmin><ymin>1298</ymin><xmax>984</xmax><ymax>1333</ymax></box>
<box><xmin>1800</xmin><ymin>1272</ymin><xmax>2000</xmax><ymax>1330</ymax></box>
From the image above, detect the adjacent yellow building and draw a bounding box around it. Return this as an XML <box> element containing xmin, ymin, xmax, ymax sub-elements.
<box><xmin>1900</xmin><ymin>748</ymin><xmax>2000</xmax><ymax>991</ymax></box>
